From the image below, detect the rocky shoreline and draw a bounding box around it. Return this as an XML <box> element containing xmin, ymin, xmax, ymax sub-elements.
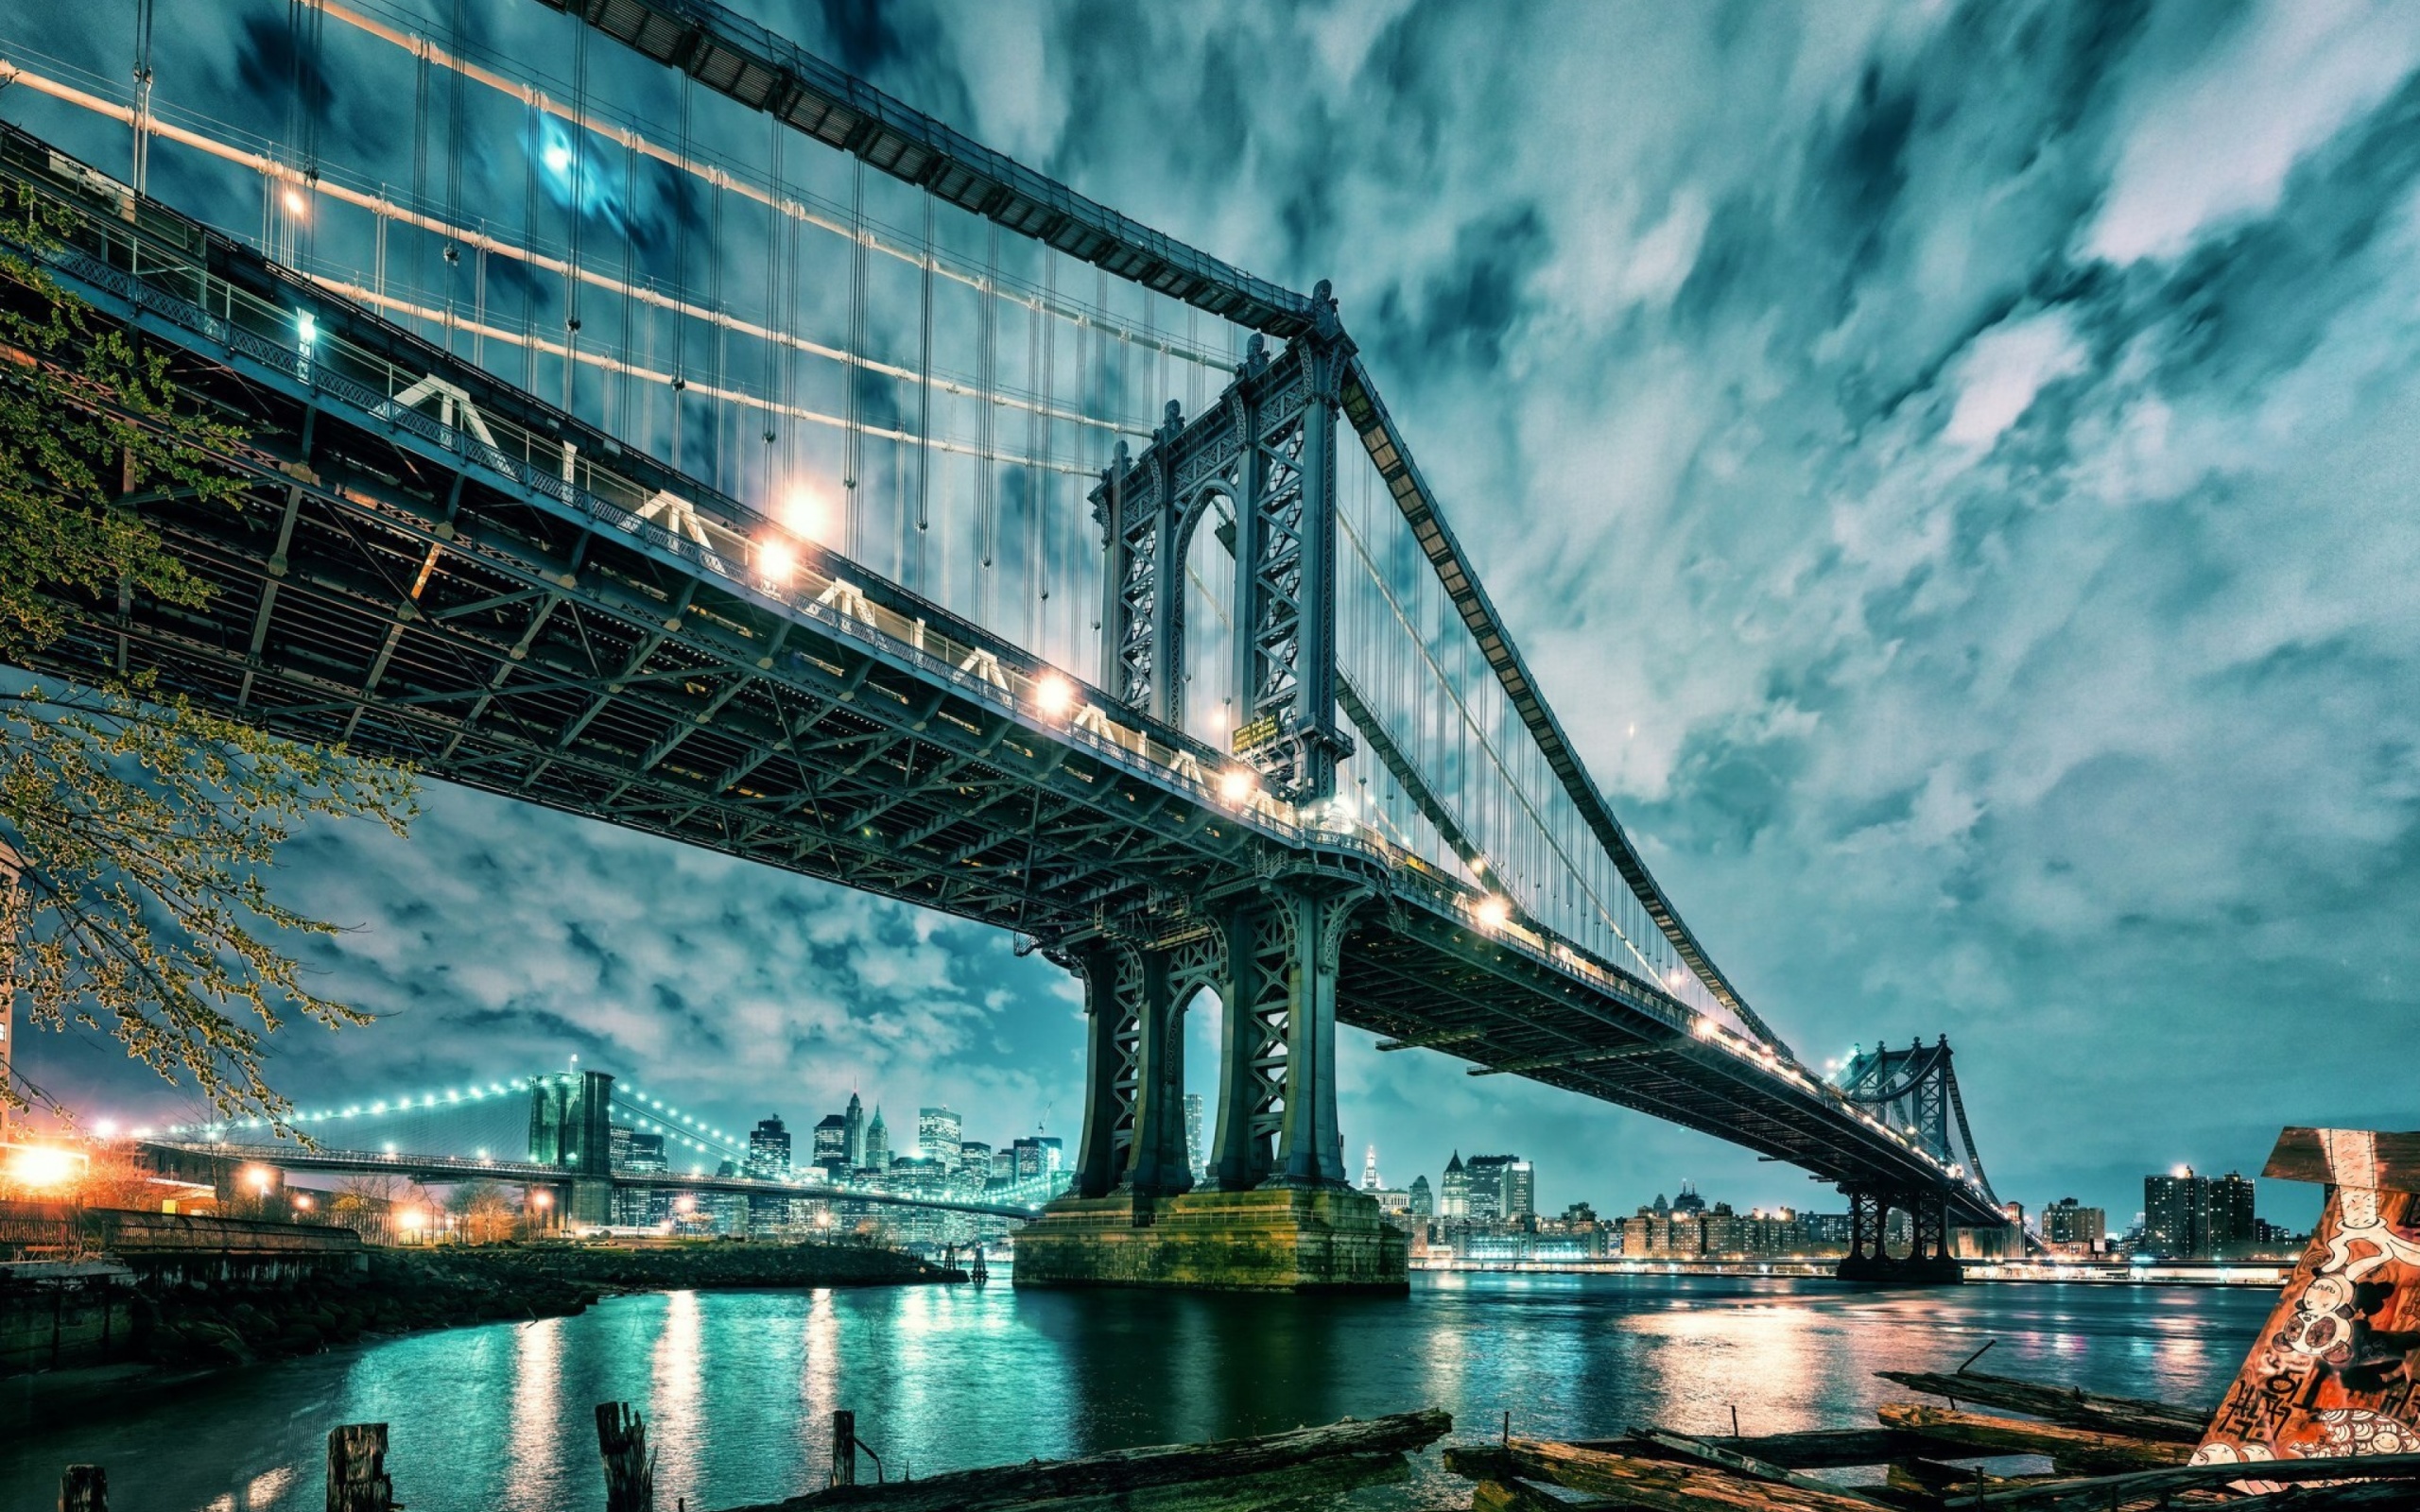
<box><xmin>135</xmin><ymin>1241</ymin><xmax>945</xmax><ymax>1368</ymax></box>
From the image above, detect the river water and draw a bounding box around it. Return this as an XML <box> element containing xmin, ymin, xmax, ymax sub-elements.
<box><xmin>2</xmin><ymin>1274</ymin><xmax>2272</xmax><ymax>1512</ymax></box>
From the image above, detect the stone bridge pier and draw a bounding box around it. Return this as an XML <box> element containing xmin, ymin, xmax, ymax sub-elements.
<box><xmin>1012</xmin><ymin>879</ymin><xmax>1408</xmax><ymax>1293</ymax></box>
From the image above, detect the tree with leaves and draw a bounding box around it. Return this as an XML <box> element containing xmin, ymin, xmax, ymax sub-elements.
<box><xmin>0</xmin><ymin>184</ymin><xmax>416</xmax><ymax>1133</ymax></box>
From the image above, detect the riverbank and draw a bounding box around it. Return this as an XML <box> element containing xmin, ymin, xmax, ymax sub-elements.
<box><xmin>7</xmin><ymin>1239</ymin><xmax>949</xmax><ymax>1377</ymax></box>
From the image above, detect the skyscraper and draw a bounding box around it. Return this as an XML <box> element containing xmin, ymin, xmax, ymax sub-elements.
<box><xmin>2145</xmin><ymin>1168</ymin><xmax>2210</xmax><ymax>1258</ymax></box>
<box><xmin>1184</xmin><ymin>1093</ymin><xmax>1205</xmax><ymax>1183</ymax></box>
<box><xmin>843</xmin><ymin>1091</ymin><xmax>866</xmax><ymax>1168</ymax></box>
<box><xmin>1441</xmin><ymin>1152</ymin><xmax>1470</xmax><ymax>1218</ymax></box>
<box><xmin>919</xmin><ymin>1106</ymin><xmax>963</xmax><ymax>1168</ymax></box>
<box><xmin>2210</xmin><ymin>1171</ymin><xmax>2257</xmax><ymax>1252</ymax></box>
<box><xmin>1361</xmin><ymin>1144</ymin><xmax>1381</xmax><ymax>1191</ymax></box>
<box><xmin>747</xmin><ymin>1116</ymin><xmax>792</xmax><ymax>1179</ymax></box>
<box><xmin>1464</xmin><ymin>1155</ymin><xmax>1530</xmax><ymax>1222</ymax></box>
<box><xmin>812</xmin><ymin>1114</ymin><xmax>847</xmax><ymax>1168</ymax></box>
<box><xmin>1409</xmin><ymin>1175</ymin><xmax>1434</xmax><ymax>1217</ymax></box>
<box><xmin>866</xmin><ymin>1107</ymin><xmax>890</xmax><ymax>1169</ymax></box>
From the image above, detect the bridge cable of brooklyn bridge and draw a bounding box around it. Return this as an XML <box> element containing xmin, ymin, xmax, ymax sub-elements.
<box><xmin>139</xmin><ymin>1068</ymin><xmax>1059</xmax><ymax>1224</ymax></box>
<box><xmin>1</xmin><ymin>0</ymin><xmax>1997</xmax><ymax>1280</ymax></box>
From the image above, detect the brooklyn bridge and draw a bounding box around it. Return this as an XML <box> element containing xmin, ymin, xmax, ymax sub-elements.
<box><xmin>2</xmin><ymin>0</ymin><xmax>1998</xmax><ymax>1285</ymax></box>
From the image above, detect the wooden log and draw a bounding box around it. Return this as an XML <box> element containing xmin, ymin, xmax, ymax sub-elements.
<box><xmin>325</xmin><ymin>1425</ymin><xmax>392</xmax><ymax>1512</ymax></box>
<box><xmin>1939</xmin><ymin>1450</ymin><xmax>2420</xmax><ymax>1510</ymax></box>
<box><xmin>731</xmin><ymin>1409</ymin><xmax>1452</xmax><ymax>1512</ymax></box>
<box><xmin>1880</xmin><ymin>1457</ymin><xmax>2041</xmax><ymax>1501</ymax></box>
<box><xmin>1873</xmin><ymin>1369</ymin><xmax>2206</xmax><ymax>1442</ymax></box>
<box><xmin>1625</xmin><ymin>1428</ymin><xmax>1892</xmax><ymax>1506</ymax></box>
<box><xmin>596</xmin><ymin>1402</ymin><xmax>654</xmax><ymax>1512</ymax></box>
<box><xmin>1469</xmin><ymin>1478</ymin><xmax>1584</xmax><ymax>1512</ymax></box>
<box><xmin>1443</xmin><ymin>1439</ymin><xmax>1884</xmax><ymax>1512</ymax></box>
<box><xmin>59</xmin><ymin>1466</ymin><xmax>106</xmax><ymax>1512</ymax></box>
<box><xmin>1574</xmin><ymin>1431</ymin><xmax>1934</xmax><ymax>1471</ymax></box>
<box><xmin>1874</xmin><ymin>1403</ymin><xmax>2187</xmax><ymax>1474</ymax></box>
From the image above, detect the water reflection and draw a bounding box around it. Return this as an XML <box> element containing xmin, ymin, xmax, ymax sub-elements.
<box><xmin>504</xmin><ymin>1317</ymin><xmax>563</xmax><ymax>1512</ymax></box>
<box><xmin>1</xmin><ymin>1276</ymin><xmax>2273</xmax><ymax>1512</ymax></box>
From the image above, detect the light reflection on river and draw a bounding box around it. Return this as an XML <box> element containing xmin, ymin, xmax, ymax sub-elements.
<box><xmin>1</xmin><ymin>1274</ymin><xmax>2271</xmax><ymax>1512</ymax></box>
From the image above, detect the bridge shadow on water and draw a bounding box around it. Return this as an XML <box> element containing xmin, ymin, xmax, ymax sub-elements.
<box><xmin>1</xmin><ymin>1273</ymin><xmax>2271</xmax><ymax>1512</ymax></box>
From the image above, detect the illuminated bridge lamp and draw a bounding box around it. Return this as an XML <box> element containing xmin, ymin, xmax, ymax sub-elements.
<box><xmin>280</xmin><ymin>185</ymin><xmax>308</xmax><ymax>217</ymax></box>
<box><xmin>1034</xmin><ymin>674</ymin><xmax>1074</xmax><ymax>716</ymax></box>
<box><xmin>1218</xmin><ymin>767</ymin><xmax>1257</xmax><ymax>806</ymax></box>
<box><xmin>1474</xmin><ymin>896</ymin><xmax>1512</xmax><ymax>932</ymax></box>
<box><xmin>757</xmin><ymin>536</ymin><xmax>798</xmax><ymax>586</ymax></box>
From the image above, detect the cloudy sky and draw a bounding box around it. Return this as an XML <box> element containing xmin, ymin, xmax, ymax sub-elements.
<box><xmin>14</xmin><ymin>0</ymin><xmax>2420</xmax><ymax>1229</ymax></box>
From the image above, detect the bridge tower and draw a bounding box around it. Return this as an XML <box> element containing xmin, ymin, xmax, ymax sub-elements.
<box><xmin>527</xmin><ymin>1069</ymin><xmax>616</xmax><ymax>1227</ymax></box>
<box><xmin>1832</xmin><ymin>1038</ymin><xmax>1989</xmax><ymax>1284</ymax></box>
<box><xmin>1017</xmin><ymin>290</ymin><xmax>1402</xmax><ymax>1290</ymax></box>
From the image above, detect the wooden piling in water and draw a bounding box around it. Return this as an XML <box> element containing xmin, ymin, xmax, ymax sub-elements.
<box><xmin>830</xmin><ymin>1410</ymin><xmax>856</xmax><ymax>1487</ymax></box>
<box><xmin>325</xmin><ymin>1425</ymin><xmax>392</xmax><ymax>1512</ymax></box>
<box><xmin>59</xmin><ymin>1465</ymin><xmax>105</xmax><ymax>1512</ymax></box>
<box><xmin>596</xmin><ymin>1402</ymin><xmax>655</xmax><ymax>1512</ymax></box>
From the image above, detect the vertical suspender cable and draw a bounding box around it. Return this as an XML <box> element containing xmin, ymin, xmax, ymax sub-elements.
<box><xmin>707</xmin><ymin>142</ymin><xmax>726</xmax><ymax>495</ymax></box>
<box><xmin>914</xmin><ymin>194</ymin><xmax>935</xmax><ymax>559</ymax></box>
<box><xmin>443</xmin><ymin>0</ymin><xmax>465</xmax><ymax>357</ymax></box>
<box><xmin>563</xmin><ymin>19</ymin><xmax>590</xmax><ymax>415</ymax></box>
<box><xmin>130</xmin><ymin>0</ymin><xmax>154</xmax><ymax>198</ymax></box>
<box><xmin>843</xmin><ymin>158</ymin><xmax>867</xmax><ymax>557</ymax></box>
<box><xmin>1026</xmin><ymin>247</ymin><xmax>1044</xmax><ymax>647</ymax></box>
<box><xmin>978</xmin><ymin>224</ymin><xmax>998</xmax><ymax>617</ymax></box>
<box><xmin>671</xmin><ymin>78</ymin><xmax>692</xmax><ymax>473</ymax></box>
<box><xmin>758</xmin><ymin>112</ymin><xmax>783</xmax><ymax>509</ymax></box>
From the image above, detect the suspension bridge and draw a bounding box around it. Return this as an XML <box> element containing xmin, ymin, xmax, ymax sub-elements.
<box><xmin>138</xmin><ymin>1068</ymin><xmax>1059</xmax><ymax>1224</ymax></box>
<box><xmin>2</xmin><ymin>0</ymin><xmax>1997</xmax><ymax>1284</ymax></box>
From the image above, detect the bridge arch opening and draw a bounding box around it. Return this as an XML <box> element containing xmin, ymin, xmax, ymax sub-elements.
<box><xmin>1173</xmin><ymin>482</ymin><xmax>1240</xmax><ymax>750</ymax></box>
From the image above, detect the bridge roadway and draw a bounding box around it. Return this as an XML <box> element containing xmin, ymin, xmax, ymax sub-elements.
<box><xmin>145</xmin><ymin>1143</ymin><xmax>1044</xmax><ymax>1222</ymax></box>
<box><xmin>4</xmin><ymin>128</ymin><xmax>2001</xmax><ymax>1232</ymax></box>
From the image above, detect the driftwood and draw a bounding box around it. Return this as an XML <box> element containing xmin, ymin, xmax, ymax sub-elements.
<box><xmin>596</xmin><ymin>1402</ymin><xmax>654</xmax><ymax>1512</ymax></box>
<box><xmin>59</xmin><ymin>1466</ymin><xmax>106</xmax><ymax>1512</ymax></box>
<box><xmin>1443</xmin><ymin>1439</ymin><xmax>1883</xmax><ymax>1512</ymax></box>
<box><xmin>1874</xmin><ymin>1369</ymin><xmax>2208</xmax><ymax>1443</ymax></box>
<box><xmin>1624</xmin><ymin>1427</ymin><xmax>1892</xmax><ymax>1506</ymax></box>
<box><xmin>1939</xmin><ymin>1449</ymin><xmax>2420</xmax><ymax>1510</ymax></box>
<box><xmin>731</xmin><ymin>1409</ymin><xmax>1450</xmax><ymax>1512</ymax></box>
<box><xmin>325</xmin><ymin>1425</ymin><xmax>393</xmax><ymax>1512</ymax></box>
<box><xmin>2200</xmin><ymin>1479</ymin><xmax>2420</xmax><ymax>1510</ymax></box>
<box><xmin>1573</xmin><ymin>1431</ymin><xmax>1936</xmax><ymax>1470</ymax></box>
<box><xmin>1874</xmin><ymin>1403</ymin><xmax>2188</xmax><ymax>1474</ymax></box>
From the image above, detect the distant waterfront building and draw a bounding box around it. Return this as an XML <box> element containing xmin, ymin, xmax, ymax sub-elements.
<box><xmin>1361</xmin><ymin>1145</ymin><xmax>1382</xmax><ymax>1192</ymax></box>
<box><xmin>866</xmin><ymin>1107</ymin><xmax>891</xmax><ymax>1170</ymax></box>
<box><xmin>2043</xmin><ymin>1196</ymin><xmax>2107</xmax><ymax>1251</ymax></box>
<box><xmin>610</xmin><ymin>1123</ymin><xmax>633</xmax><ymax>1171</ymax></box>
<box><xmin>843</xmin><ymin>1091</ymin><xmax>867</xmax><ymax>1168</ymax></box>
<box><xmin>1463</xmin><ymin>1155</ymin><xmax>1531</xmax><ymax>1223</ymax></box>
<box><xmin>919</xmin><ymin>1107</ymin><xmax>962</xmax><ymax>1168</ymax></box>
<box><xmin>1440</xmin><ymin>1152</ymin><xmax>1470</xmax><ymax>1218</ymax></box>
<box><xmin>959</xmin><ymin>1141</ymin><xmax>993</xmax><ymax>1186</ymax></box>
<box><xmin>624</xmin><ymin>1131</ymin><xmax>667</xmax><ymax>1175</ymax></box>
<box><xmin>1012</xmin><ymin>1135</ymin><xmax>1064</xmax><ymax>1181</ymax></box>
<box><xmin>747</xmin><ymin>1116</ymin><xmax>792</xmax><ymax>1178</ymax></box>
<box><xmin>1184</xmin><ymin>1094</ymin><xmax>1205</xmax><ymax>1183</ymax></box>
<box><xmin>2144</xmin><ymin>1168</ymin><xmax>2210</xmax><ymax>1258</ymax></box>
<box><xmin>813</xmin><ymin>1113</ymin><xmax>848</xmax><ymax>1167</ymax></box>
<box><xmin>1408</xmin><ymin>1175</ymin><xmax>1434</xmax><ymax>1217</ymax></box>
<box><xmin>2210</xmin><ymin>1171</ymin><xmax>2257</xmax><ymax>1253</ymax></box>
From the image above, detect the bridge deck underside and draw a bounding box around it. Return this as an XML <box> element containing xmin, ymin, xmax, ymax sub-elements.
<box><xmin>10</xmin><ymin>161</ymin><xmax>1997</xmax><ymax>1228</ymax></box>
